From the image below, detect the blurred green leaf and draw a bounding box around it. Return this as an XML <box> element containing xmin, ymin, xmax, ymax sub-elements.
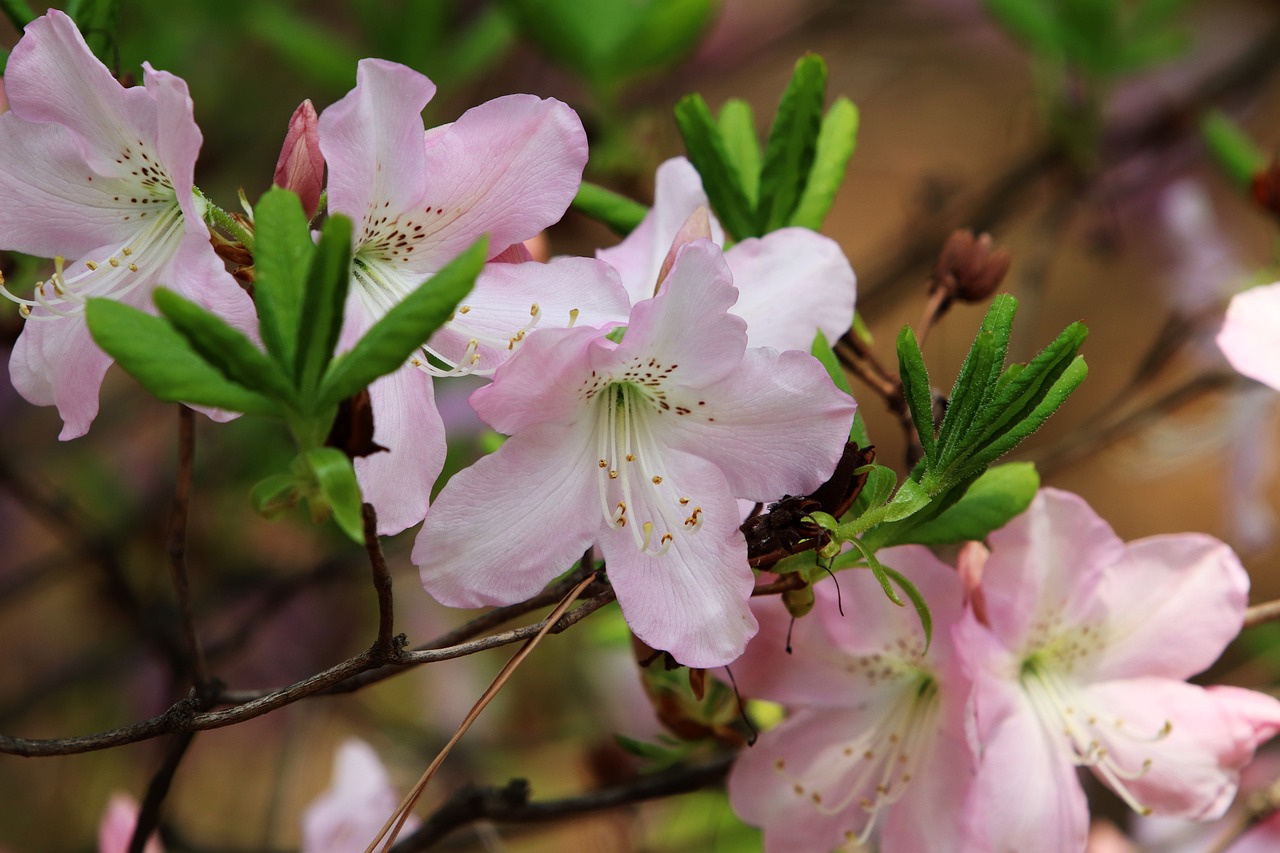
<box><xmin>0</xmin><ymin>0</ymin><xmax>33</xmax><ymax>29</ymax></box>
<box><xmin>317</xmin><ymin>237</ymin><xmax>484</xmax><ymax>408</ymax></box>
<box><xmin>295</xmin><ymin>215</ymin><xmax>354</xmax><ymax>401</ymax></box>
<box><xmin>1202</xmin><ymin>111</ymin><xmax>1267</xmax><ymax>189</ymax></box>
<box><xmin>674</xmin><ymin>94</ymin><xmax>758</xmax><ymax>240</ymax></box>
<box><xmin>790</xmin><ymin>97</ymin><xmax>859</xmax><ymax>231</ymax></box>
<box><xmin>243</xmin><ymin>4</ymin><xmax>361</xmax><ymax>92</ymax></box>
<box><xmin>810</xmin><ymin>329</ymin><xmax>870</xmax><ymax>447</ymax></box>
<box><xmin>757</xmin><ymin>54</ymin><xmax>826</xmax><ymax>233</ymax></box>
<box><xmin>65</xmin><ymin>0</ymin><xmax>119</xmax><ymax>65</ymax></box>
<box><xmin>572</xmin><ymin>181</ymin><xmax>650</xmax><ymax>236</ymax></box>
<box><xmin>983</xmin><ymin>0</ymin><xmax>1063</xmax><ymax>57</ymax></box>
<box><xmin>305</xmin><ymin>447</ymin><xmax>365</xmax><ymax>542</ymax></box>
<box><xmin>253</xmin><ymin>188</ymin><xmax>315</xmax><ymax>371</ymax></box>
<box><xmin>153</xmin><ymin>288</ymin><xmax>298</xmax><ymax>406</ymax></box>
<box><xmin>85</xmin><ymin>299</ymin><xmax>280</xmax><ymax>417</ymax></box>
<box><xmin>900</xmin><ymin>462</ymin><xmax>1039</xmax><ymax>545</ymax></box>
<box><xmin>717</xmin><ymin>99</ymin><xmax>761</xmax><ymax>208</ymax></box>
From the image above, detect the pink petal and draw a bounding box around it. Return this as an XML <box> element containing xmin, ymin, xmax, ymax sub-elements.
<box><xmin>880</xmin><ymin>728</ymin><xmax>980</xmax><ymax>853</ymax></box>
<box><xmin>140</xmin><ymin>63</ymin><xmax>204</xmax><ymax>229</ymax></box>
<box><xmin>1218</xmin><ymin>282</ymin><xmax>1280</xmax><ymax>391</ymax></box>
<box><xmin>415</xmin><ymin>419</ymin><xmax>598</xmax><ymax>607</ymax></box>
<box><xmin>598</xmin><ymin>450</ymin><xmax>756</xmax><ymax>668</ymax></box>
<box><xmin>98</xmin><ymin>794</ymin><xmax>164</xmax><ymax>853</ymax></box>
<box><xmin>1091</xmin><ymin>535</ymin><xmax>1248</xmax><ymax>681</ymax></box>
<box><xmin>1079</xmin><ymin>679</ymin><xmax>1280</xmax><ymax>820</ymax></box>
<box><xmin>725</xmin><ymin>228</ymin><xmax>856</xmax><ymax>352</ymax></box>
<box><xmin>469</xmin><ymin>324</ymin><xmax>605</xmax><ymax>435</ymax></box>
<box><xmin>302</xmin><ymin>739</ymin><xmax>418</xmax><ymax>853</ymax></box>
<box><xmin>354</xmin><ymin>366</ymin><xmax>447</xmax><ymax>536</ymax></box>
<box><xmin>319</xmin><ymin>59</ymin><xmax>435</xmax><ymax>242</ymax></box>
<box><xmin>664</xmin><ymin>347</ymin><xmax>855</xmax><ymax>501</ymax></box>
<box><xmin>426</xmin><ymin>257</ymin><xmax>629</xmax><ymax>373</ymax></box>
<box><xmin>980</xmin><ymin>488</ymin><xmax>1124</xmax><ymax>651</ymax></box>
<box><xmin>274</xmin><ymin>100</ymin><xmax>324</xmax><ymax>218</ymax></box>
<box><xmin>597</xmin><ymin>157</ymin><xmax>725</xmax><ymax>305</ymax></box>
<box><xmin>406</xmin><ymin>94</ymin><xmax>587</xmax><ymax>265</ymax></box>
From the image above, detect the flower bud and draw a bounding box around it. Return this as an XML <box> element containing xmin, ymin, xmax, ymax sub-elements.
<box><xmin>932</xmin><ymin>229</ymin><xmax>1011</xmax><ymax>305</ymax></box>
<box><xmin>273</xmin><ymin>100</ymin><xmax>323</xmax><ymax>219</ymax></box>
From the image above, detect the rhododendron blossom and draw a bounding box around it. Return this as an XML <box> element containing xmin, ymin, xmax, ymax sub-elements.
<box><xmin>956</xmin><ymin>489</ymin><xmax>1280</xmax><ymax>853</ymax></box>
<box><xmin>728</xmin><ymin>549</ymin><xmax>975</xmax><ymax>853</ymax></box>
<box><xmin>0</xmin><ymin>11</ymin><xmax>255</xmax><ymax>439</ymax></box>
<box><xmin>302</xmin><ymin>739</ymin><xmax>418</xmax><ymax>852</ymax></box>
<box><xmin>597</xmin><ymin>156</ymin><xmax>857</xmax><ymax>352</ymax></box>
<box><xmin>318</xmin><ymin>58</ymin><xmax>630</xmax><ymax>533</ymax></box>
<box><xmin>414</xmin><ymin>238</ymin><xmax>855</xmax><ymax>667</ymax></box>
<box><xmin>97</xmin><ymin>794</ymin><xmax>164</xmax><ymax>853</ymax></box>
<box><xmin>1217</xmin><ymin>282</ymin><xmax>1280</xmax><ymax>392</ymax></box>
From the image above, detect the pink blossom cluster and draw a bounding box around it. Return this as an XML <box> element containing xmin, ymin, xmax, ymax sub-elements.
<box><xmin>728</xmin><ymin>489</ymin><xmax>1280</xmax><ymax>852</ymax></box>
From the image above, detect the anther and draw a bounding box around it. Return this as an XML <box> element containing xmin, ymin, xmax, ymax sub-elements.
<box><xmin>121</xmin><ymin>247</ymin><xmax>133</xmax><ymax>256</ymax></box>
<box><xmin>85</xmin><ymin>261</ymin><xmax>99</xmax><ymax>271</ymax></box>
<box><xmin>128</xmin><ymin>264</ymin><xmax>138</xmax><ymax>272</ymax></box>
<box><xmin>108</xmin><ymin>258</ymin><xmax>120</xmax><ymax>268</ymax></box>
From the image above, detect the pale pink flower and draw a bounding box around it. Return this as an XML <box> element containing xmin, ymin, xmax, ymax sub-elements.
<box><xmin>0</xmin><ymin>11</ymin><xmax>256</xmax><ymax>439</ymax></box>
<box><xmin>414</xmin><ymin>239</ymin><xmax>855</xmax><ymax>667</ymax></box>
<box><xmin>97</xmin><ymin>794</ymin><xmax>164</xmax><ymax>853</ymax></box>
<box><xmin>1218</xmin><ymin>282</ymin><xmax>1280</xmax><ymax>392</ymax></box>
<box><xmin>956</xmin><ymin>489</ymin><xmax>1280</xmax><ymax>853</ymax></box>
<box><xmin>728</xmin><ymin>548</ymin><xmax>975</xmax><ymax>852</ymax></box>
<box><xmin>302</xmin><ymin>739</ymin><xmax>418</xmax><ymax>853</ymax></box>
<box><xmin>597</xmin><ymin>157</ymin><xmax>857</xmax><ymax>352</ymax></box>
<box><xmin>319</xmin><ymin>59</ymin><xmax>629</xmax><ymax>534</ymax></box>
<box><xmin>274</xmin><ymin>99</ymin><xmax>323</xmax><ymax>219</ymax></box>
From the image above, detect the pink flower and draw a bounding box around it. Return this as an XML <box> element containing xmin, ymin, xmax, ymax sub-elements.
<box><xmin>0</xmin><ymin>11</ymin><xmax>256</xmax><ymax>439</ymax></box>
<box><xmin>597</xmin><ymin>157</ymin><xmax>856</xmax><ymax>352</ymax></box>
<box><xmin>728</xmin><ymin>548</ymin><xmax>975</xmax><ymax>852</ymax></box>
<box><xmin>97</xmin><ymin>794</ymin><xmax>164</xmax><ymax>853</ymax></box>
<box><xmin>1218</xmin><ymin>282</ymin><xmax>1280</xmax><ymax>392</ymax></box>
<box><xmin>318</xmin><ymin>59</ymin><xmax>629</xmax><ymax>534</ymax></box>
<box><xmin>274</xmin><ymin>100</ymin><xmax>323</xmax><ymax>219</ymax></box>
<box><xmin>956</xmin><ymin>489</ymin><xmax>1280</xmax><ymax>853</ymax></box>
<box><xmin>302</xmin><ymin>739</ymin><xmax>418</xmax><ymax>853</ymax></box>
<box><xmin>414</xmin><ymin>239</ymin><xmax>855</xmax><ymax>667</ymax></box>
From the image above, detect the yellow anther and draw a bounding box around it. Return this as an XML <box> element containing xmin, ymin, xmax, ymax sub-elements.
<box><xmin>121</xmin><ymin>247</ymin><xmax>133</xmax><ymax>256</ymax></box>
<box><xmin>651</xmin><ymin>476</ymin><xmax>662</xmax><ymax>485</ymax></box>
<box><xmin>128</xmin><ymin>263</ymin><xmax>138</xmax><ymax>272</ymax></box>
<box><xmin>458</xmin><ymin>305</ymin><xmax>471</xmax><ymax>314</ymax></box>
<box><xmin>85</xmin><ymin>260</ymin><xmax>99</xmax><ymax>271</ymax></box>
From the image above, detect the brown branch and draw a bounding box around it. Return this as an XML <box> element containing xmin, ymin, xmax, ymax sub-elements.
<box><xmin>167</xmin><ymin>406</ymin><xmax>211</xmax><ymax>701</ymax></box>
<box><xmin>1244</xmin><ymin>598</ymin><xmax>1280</xmax><ymax>630</ymax></box>
<box><xmin>361</xmin><ymin>503</ymin><xmax>398</xmax><ymax>658</ymax></box>
<box><xmin>751</xmin><ymin>574</ymin><xmax>809</xmax><ymax>596</ymax></box>
<box><xmin>129</xmin><ymin>731</ymin><xmax>195</xmax><ymax>853</ymax></box>
<box><xmin>390</xmin><ymin>752</ymin><xmax>735</xmax><ymax>851</ymax></box>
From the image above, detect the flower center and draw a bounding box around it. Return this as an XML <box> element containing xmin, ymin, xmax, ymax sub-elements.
<box><xmin>592</xmin><ymin>382</ymin><xmax>702</xmax><ymax>556</ymax></box>
<box><xmin>1020</xmin><ymin>655</ymin><xmax>1172</xmax><ymax>815</ymax></box>
<box><xmin>772</xmin><ymin>670</ymin><xmax>941</xmax><ymax>845</ymax></box>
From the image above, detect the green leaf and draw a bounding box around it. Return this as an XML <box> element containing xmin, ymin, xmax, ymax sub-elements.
<box><xmin>789</xmin><ymin>97</ymin><xmax>859</xmax><ymax>231</ymax></box>
<box><xmin>85</xmin><ymin>299</ymin><xmax>280</xmax><ymax>417</ymax></box>
<box><xmin>880</xmin><ymin>564</ymin><xmax>933</xmax><ymax>650</ymax></box>
<box><xmin>902</xmin><ymin>462</ymin><xmax>1039</xmax><ymax>545</ymax></box>
<box><xmin>811</xmin><ymin>330</ymin><xmax>870</xmax><ymax>447</ymax></box>
<box><xmin>295</xmin><ymin>215</ymin><xmax>355</xmax><ymax>400</ymax></box>
<box><xmin>572</xmin><ymin>181</ymin><xmax>650</xmax><ymax>236</ymax></box>
<box><xmin>966</xmin><ymin>355</ymin><xmax>1088</xmax><ymax>471</ymax></box>
<box><xmin>859</xmin><ymin>465</ymin><xmax>898</xmax><ymax>511</ymax></box>
<box><xmin>756</xmin><ymin>54</ymin><xmax>827</xmax><ymax>234</ymax></box>
<box><xmin>152</xmin><ymin>289</ymin><xmax>298</xmax><ymax>407</ymax></box>
<box><xmin>935</xmin><ymin>294</ymin><xmax>1017</xmax><ymax>466</ymax></box>
<box><xmin>1202</xmin><ymin>112</ymin><xmax>1266</xmax><ymax>189</ymax></box>
<box><xmin>896</xmin><ymin>326</ymin><xmax>938</xmax><ymax>465</ymax></box>
<box><xmin>318</xmin><ymin>237</ymin><xmax>486</xmax><ymax>408</ymax></box>
<box><xmin>305</xmin><ymin>447</ymin><xmax>365</xmax><ymax>542</ymax></box>
<box><xmin>881</xmin><ymin>478</ymin><xmax>930</xmax><ymax>523</ymax></box>
<box><xmin>250</xmin><ymin>473</ymin><xmax>301</xmax><ymax>519</ymax></box>
<box><xmin>717</xmin><ymin>99</ymin><xmax>761</xmax><ymax>207</ymax></box>
<box><xmin>64</xmin><ymin>0</ymin><xmax>118</xmax><ymax>62</ymax></box>
<box><xmin>243</xmin><ymin>4</ymin><xmax>362</xmax><ymax>91</ymax></box>
<box><xmin>252</xmin><ymin>188</ymin><xmax>315</xmax><ymax>370</ymax></box>
<box><xmin>0</xmin><ymin>0</ymin><xmax>34</xmax><ymax>28</ymax></box>
<box><xmin>982</xmin><ymin>0</ymin><xmax>1063</xmax><ymax>57</ymax></box>
<box><xmin>848</xmin><ymin>538</ymin><xmax>904</xmax><ymax>607</ymax></box>
<box><xmin>674</xmin><ymin>94</ymin><xmax>758</xmax><ymax>241</ymax></box>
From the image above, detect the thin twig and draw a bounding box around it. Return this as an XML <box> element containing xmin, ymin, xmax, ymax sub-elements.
<box><xmin>167</xmin><ymin>406</ymin><xmax>211</xmax><ymax>701</ymax></box>
<box><xmin>361</xmin><ymin>503</ymin><xmax>398</xmax><ymax>658</ymax></box>
<box><xmin>1244</xmin><ymin>598</ymin><xmax>1280</xmax><ymax>630</ymax></box>
<box><xmin>368</xmin><ymin>572</ymin><xmax>600</xmax><ymax>853</ymax></box>
<box><xmin>128</xmin><ymin>731</ymin><xmax>195</xmax><ymax>853</ymax></box>
<box><xmin>391</xmin><ymin>752</ymin><xmax>736</xmax><ymax>851</ymax></box>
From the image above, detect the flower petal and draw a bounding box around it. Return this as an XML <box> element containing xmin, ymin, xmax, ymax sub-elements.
<box><xmin>469</xmin><ymin>324</ymin><xmax>605</xmax><ymax>435</ymax></box>
<box><xmin>319</xmin><ymin>59</ymin><xmax>435</xmax><ymax>242</ymax></box>
<box><xmin>599</xmin><ymin>451</ymin><xmax>756</xmax><ymax>668</ymax></box>
<box><xmin>302</xmin><ymin>739</ymin><xmax>418</xmax><ymax>853</ymax></box>
<box><xmin>415</xmin><ymin>418</ymin><xmax>598</xmax><ymax>607</ymax></box>
<box><xmin>354</xmin><ymin>365</ymin><xmax>447</xmax><ymax>535</ymax></box>
<box><xmin>725</xmin><ymin>228</ymin><xmax>856</xmax><ymax>352</ymax></box>
<box><xmin>141</xmin><ymin>63</ymin><xmax>204</xmax><ymax>229</ymax></box>
<box><xmin>1218</xmin><ymin>282</ymin><xmax>1280</xmax><ymax>391</ymax></box>
<box><xmin>1091</xmin><ymin>535</ymin><xmax>1248</xmax><ymax>681</ymax></box>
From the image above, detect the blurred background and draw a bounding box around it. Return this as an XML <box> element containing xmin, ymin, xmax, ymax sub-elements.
<box><xmin>2</xmin><ymin>0</ymin><xmax>1280</xmax><ymax>849</ymax></box>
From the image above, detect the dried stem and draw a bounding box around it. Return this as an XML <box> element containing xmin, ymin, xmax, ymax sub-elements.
<box><xmin>167</xmin><ymin>406</ymin><xmax>211</xmax><ymax>701</ymax></box>
<box><xmin>361</xmin><ymin>503</ymin><xmax>398</xmax><ymax>658</ymax></box>
<box><xmin>128</xmin><ymin>731</ymin><xmax>195</xmax><ymax>853</ymax></box>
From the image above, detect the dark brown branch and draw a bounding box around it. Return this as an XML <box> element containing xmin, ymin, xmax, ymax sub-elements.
<box><xmin>129</xmin><ymin>731</ymin><xmax>195</xmax><ymax>853</ymax></box>
<box><xmin>167</xmin><ymin>406</ymin><xmax>211</xmax><ymax>701</ymax></box>
<box><xmin>361</xmin><ymin>503</ymin><xmax>398</xmax><ymax>658</ymax></box>
<box><xmin>751</xmin><ymin>574</ymin><xmax>809</xmax><ymax>596</ymax></box>
<box><xmin>390</xmin><ymin>752</ymin><xmax>735</xmax><ymax>851</ymax></box>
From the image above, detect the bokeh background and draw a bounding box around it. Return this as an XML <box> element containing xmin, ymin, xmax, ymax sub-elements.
<box><xmin>2</xmin><ymin>0</ymin><xmax>1280</xmax><ymax>850</ymax></box>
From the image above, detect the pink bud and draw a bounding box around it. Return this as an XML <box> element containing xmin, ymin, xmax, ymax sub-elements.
<box><xmin>273</xmin><ymin>100</ymin><xmax>323</xmax><ymax>218</ymax></box>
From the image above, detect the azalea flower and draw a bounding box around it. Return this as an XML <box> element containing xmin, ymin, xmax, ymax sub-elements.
<box><xmin>318</xmin><ymin>59</ymin><xmax>630</xmax><ymax>534</ymax></box>
<box><xmin>414</xmin><ymin>238</ymin><xmax>856</xmax><ymax>667</ymax></box>
<box><xmin>302</xmin><ymin>738</ymin><xmax>419</xmax><ymax>852</ymax></box>
<box><xmin>956</xmin><ymin>489</ymin><xmax>1280</xmax><ymax>853</ymax></box>
<box><xmin>1218</xmin><ymin>282</ymin><xmax>1280</xmax><ymax>392</ymax></box>
<box><xmin>96</xmin><ymin>794</ymin><xmax>164</xmax><ymax>853</ymax></box>
<box><xmin>0</xmin><ymin>10</ymin><xmax>256</xmax><ymax>439</ymax></box>
<box><xmin>728</xmin><ymin>548</ymin><xmax>975</xmax><ymax>852</ymax></box>
<box><xmin>597</xmin><ymin>156</ymin><xmax>857</xmax><ymax>352</ymax></box>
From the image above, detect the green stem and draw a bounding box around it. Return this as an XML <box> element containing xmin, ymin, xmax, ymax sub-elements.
<box><xmin>199</xmin><ymin>191</ymin><xmax>255</xmax><ymax>251</ymax></box>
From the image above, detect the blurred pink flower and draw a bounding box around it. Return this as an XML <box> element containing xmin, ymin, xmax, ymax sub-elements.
<box><xmin>318</xmin><ymin>59</ymin><xmax>629</xmax><ymax>534</ymax></box>
<box><xmin>302</xmin><ymin>739</ymin><xmax>418</xmax><ymax>853</ymax></box>
<box><xmin>598</xmin><ymin>157</ymin><xmax>856</xmax><ymax>353</ymax></box>
<box><xmin>273</xmin><ymin>99</ymin><xmax>323</xmax><ymax>219</ymax></box>
<box><xmin>957</xmin><ymin>489</ymin><xmax>1280</xmax><ymax>853</ymax></box>
<box><xmin>728</xmin><ymin>547</ymin><xmax>974</xmax><ymax>852</ymax></box>
<box><xmin>1218</xmin><ymin>282</ymin><xmax>1280</xmax><ymax>392</ymax></box>
<box><xmin>415</xmin><ymin>239</ymin><xmax>855</xmax><ymax>667</ymax></box>
<box><xmin>97</xmin><ymin>794</ymin><xmax>164</xmax><ymax>853</ymax></box>
<box><xmin>0</xmin><ymin>11</ymin><xmax>255</xmax><ymax>439</ymax></box>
